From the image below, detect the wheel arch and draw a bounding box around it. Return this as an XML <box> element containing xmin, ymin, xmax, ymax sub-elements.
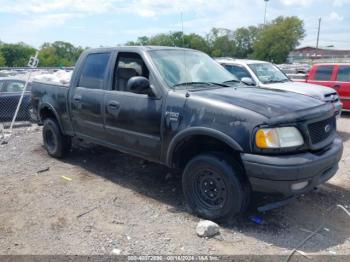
<box><xmin>39</xmin><ymin>103</ymin><xmax>63</xmax><ymax>131</ymax></box>
<box><xmin>166</xmin><ymin>127</ymin><xmax>243</xmax><ymax>168</ymax></box>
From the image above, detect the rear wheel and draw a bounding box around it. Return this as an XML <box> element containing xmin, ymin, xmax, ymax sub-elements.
<box><xmin>182</xmin><ymin>153</ymin><xmax>250</xmax><ymax>221</ymax></box>
<box><xmin>43</xmin><ymin>118</ymin><xmax>71</xmax><ymax>158</ymax></box>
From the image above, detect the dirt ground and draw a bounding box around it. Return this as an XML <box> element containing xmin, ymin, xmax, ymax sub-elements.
<box><xmin>0</xmin><ymin>114</ymin><xmax>349</xmax><ymax>259</ymax></box>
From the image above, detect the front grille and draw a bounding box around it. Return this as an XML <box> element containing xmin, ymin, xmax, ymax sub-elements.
<box><xmin>308</xmin><ymin>117</ymin><xmax>336</xmax><ymax>145</ymax></box>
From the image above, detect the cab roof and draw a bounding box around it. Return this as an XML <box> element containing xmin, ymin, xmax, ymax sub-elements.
<box><xmin>215</xmin><ymin>57</ymin><xmax>269</xmax><ymax>64</ymax></box>
<box><xmin>85</xmin><ymin>46</ymin><xmax>196</xmax><ymax>53</ymax></box>
<box><xmin>215</xmin><ymin>57</ymin><xmax>269</xmax><ymax>65</ymax></box>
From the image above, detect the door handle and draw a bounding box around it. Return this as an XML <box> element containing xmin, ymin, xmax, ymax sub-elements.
<box><xmin>333</xmin><ymin>85</ymin><xmax>340</xmax><ymax>89</ymax></box>
<box><xmin>73</xmin><ymin>95</ymin><xmax>82</xmax><ymax>102</ymax></box>
<box><xmin>107</xmin><ymin>101</ymin><xmax>120</xmax><ymax>110</ymax></box>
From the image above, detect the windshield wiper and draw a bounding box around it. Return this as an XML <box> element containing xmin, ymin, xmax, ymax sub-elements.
<box><xmin>173</xmin><ymin>81</ymin><xmax>229</xmax><ymax>88</ymax></box>
<box><xmin>223</xmin><ymin>79</ymin><xmax>241</xmax><ymax>84</ymax></box>
<box><xmin>267</xmin><ymin>79</ymin><xmax>289</xmax><ymax>83</ymax></box>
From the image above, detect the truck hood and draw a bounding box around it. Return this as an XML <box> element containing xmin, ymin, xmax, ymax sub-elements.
<box><xmin>260</xmin><ymin>81</ymin><xmax>337</xmax><ymax>101</ymax></box>
<box><xmin>190</xmin><ymin>86</ymin><xmax>325</xmax><ymax>118</ymax></box>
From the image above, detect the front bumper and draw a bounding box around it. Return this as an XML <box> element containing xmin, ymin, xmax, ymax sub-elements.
<box><xmin>334</xmin><ymin>100</ymin><xmax>343</xmax><ymax>118</ymax></box>
<box><xmin>241</xmin><ymin>136</ymin><xmax>343</xmax><ymax>196</ymax></box>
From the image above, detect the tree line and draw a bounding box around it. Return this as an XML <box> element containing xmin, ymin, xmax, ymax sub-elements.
<box><xmin>0</xmin><ymin>16</ymin><xmax>304</xmax><ymax>67</ymax></box>
<box><xmin>0</xmin><ymin>41</ymin><xmax>85</xmax><ymax>67</ymax></box>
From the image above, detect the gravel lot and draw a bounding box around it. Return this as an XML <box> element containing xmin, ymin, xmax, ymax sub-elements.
<box><xmin>0</xmin><ymin>113</ymin><xmax>349</xmax><ymax>258</ymax></box>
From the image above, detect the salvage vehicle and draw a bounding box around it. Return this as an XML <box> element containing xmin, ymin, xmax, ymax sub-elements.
<box><xmin>0</xmin><ymin>78</ymin><xmax>32</xmax><ymax>121</ymax></box>
<box><xmin>216</xmin><ymin>58</ymin><xmax>343</xmax><ymax>117</ymax></box>
<box><xmin>305</xmin><ymin>63</ymin><xmax>350</xmax><ymax>111</ymax></box>
<box><xmin>31</xmin><ymin>47</ymin><xmax>343</xmax><ymax>220</ymax></box>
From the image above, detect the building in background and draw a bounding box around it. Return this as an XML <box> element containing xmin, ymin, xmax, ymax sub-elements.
<box><xmin>288</xmin><ymin>46</ymin><xmax>350</xmax><ymax>64</ymax></box>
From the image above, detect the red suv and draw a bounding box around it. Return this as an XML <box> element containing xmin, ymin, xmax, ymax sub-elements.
<box><xmin>306</xmin><ymin>64</ymin><xmax>350</xmax><ymax>110</ymax></box>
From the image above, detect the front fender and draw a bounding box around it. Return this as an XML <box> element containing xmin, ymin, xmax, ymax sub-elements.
<box><xmin>166</xmin><ymin>127</ymin><xmax>243</xmax><ymax>167</ymax></box>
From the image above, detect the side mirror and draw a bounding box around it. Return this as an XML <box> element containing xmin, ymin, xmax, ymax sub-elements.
<box><xmin>241</xmin><ymin>77</ymin><xmax>255</xmax><ymax>86</ymax></box>
<box><xmin>127</xmin><ymin>76</ymin><xmax>155</xmax><ymax>97</ymax></box>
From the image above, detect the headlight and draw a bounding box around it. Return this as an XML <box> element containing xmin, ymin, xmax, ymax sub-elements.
<box><xmin>255</xmin><ymin>127</ymin><xmax>304</xmax><ymax>149</ymax></box>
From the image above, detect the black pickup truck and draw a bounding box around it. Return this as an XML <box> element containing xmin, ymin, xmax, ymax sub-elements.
<box><xmin>31</xmin><ymin>46</ymin><xmax>343</xmax><ymax>220</ymax></box>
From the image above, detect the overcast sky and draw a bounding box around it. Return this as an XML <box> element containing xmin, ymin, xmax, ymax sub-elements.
<box><xmin>0</xmin><ymin>0</ymin><xmax>349</xmax><ymax>49</ymax></box>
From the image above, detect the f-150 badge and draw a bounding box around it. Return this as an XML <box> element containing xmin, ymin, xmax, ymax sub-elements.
<box><xmin>166</xmin><ymin>111</ymin><xmax>180</xmax><ymax>122</ymax></box>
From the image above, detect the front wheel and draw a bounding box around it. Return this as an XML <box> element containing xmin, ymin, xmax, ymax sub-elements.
<box><xmin>43</xmin><ymin>118</ymin><xmax>71</xmax><ymax>158</ymax></box>
<box><xmin>182</xmin><ymin>154</ymin><xmax>250</xmax><ymax>221</ymax></box>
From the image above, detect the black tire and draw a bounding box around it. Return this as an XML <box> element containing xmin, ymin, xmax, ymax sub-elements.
<box><xmin>43</xmin><ymin>118</ymin><xmax>71</xmax><ymax>158</ymax></box>
<box><xmin>182</xmin><ymin>153</ymin><xmax>250</xmax><ymax>221</ymax></box>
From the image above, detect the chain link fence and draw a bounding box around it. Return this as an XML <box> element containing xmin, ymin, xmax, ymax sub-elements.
<box><xmin>0</xmin><ymin>77</ymin><xmax>34</xmax><ymax>142</ymax></box>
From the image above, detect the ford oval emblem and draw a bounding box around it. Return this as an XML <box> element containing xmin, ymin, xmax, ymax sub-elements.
<box><xmin>324</xmin><ymin>124</ymin><xmax>331</xmax><ymax>133</ymax></box>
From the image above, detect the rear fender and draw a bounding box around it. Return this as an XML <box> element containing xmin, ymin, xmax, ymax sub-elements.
<box><xmin>38</xmin><ymin>102</ymin><xmax>63</xmax><ymax>131</ymax></box>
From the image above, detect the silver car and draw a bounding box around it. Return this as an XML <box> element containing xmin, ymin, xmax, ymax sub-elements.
<box><xmin>216</xmin><ymin>58</ymin><xmax>343</xmax><ymax>117</ymax></box>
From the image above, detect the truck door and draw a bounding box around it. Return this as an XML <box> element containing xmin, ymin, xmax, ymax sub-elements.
<box><xmin>70</xmin><ymin>52</ymin><xmax>111</xmax><ymax>141</ymax></box>
<box><xmin>334</xmin><ymin>65</ymin><xmax>350</xmax><ymax>110</ymax></box>
<box><xmin>104</xmin><ymin>52</ymin><xmax>162</xmax><ymax>160</ymax></box>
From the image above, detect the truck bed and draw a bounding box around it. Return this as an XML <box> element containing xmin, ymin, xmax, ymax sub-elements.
<box><xmin>31</xmin><ymin>81</ymin><xmax>73</xmax><ymax>135</ymax></box>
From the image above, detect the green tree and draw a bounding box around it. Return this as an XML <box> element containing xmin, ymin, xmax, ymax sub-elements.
<box><xmin>126</xmin><ymin>32</ymin><xmax>209</xmax><ymax>53</ymax></box>
<box><xmin>0</xmin><ymin>52</ymin><xmax>5</xmax><ymax>66</ymax></box>
<box><xmin>184</xmin><ymin>33</ymin><xmax>210</xmax><ymax>53</ymax></box>
<box><xmin>207</xmin><ymin>28</ymin><xmax>236</xmax><ymax>57</ymax></box>
<box><xmin>251</xmin><ymin>16</ymin><xmax>305</xmax><ymax>63</ymax></box>
<box><xmin>233</xmin><ymin>26</ymin><xmax>261</xmax><ymax>58</ymax></box>
<box><xmin>0</xmin><ymin>42</ymin><xmax>36</xmax><ymax>66</ymax></box>
<box><xmin>125</xmin><ymin>36</ymin><xmax>150</xmax><ymax>46</ymax></box>
<box><xmin>38</xmin><ymin>45</ymin><xmax>61</xmax><ymax>66</ymax></box>
<box><xmin>148</xmin><ymin>33</ymin><xmax>175</xmax><ymax>46</ymax></box>
<box><xmin>39</xmin><ymin>41</ymin><xmax>84</xmax><ymax>66</ymax></box>
<box><xmin>0</xmin><ymin>41</ymin><xmax>5</xmax><ymax>66</ymax></box>
<box><xmin>124</xmin><ymin>16</ymin><xmax>304</xmax><ymax>62</ymax></box>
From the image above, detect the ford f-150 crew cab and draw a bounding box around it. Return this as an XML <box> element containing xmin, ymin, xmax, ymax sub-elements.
<box><xmin>31</xmin><ymin>46</ymin><xmax>343</xmax><ymax>220</ymax></box>
<box><xmin>216</xmin><ymin>58</ymin><xmax>343</xmax><ymax>116</ymax></box>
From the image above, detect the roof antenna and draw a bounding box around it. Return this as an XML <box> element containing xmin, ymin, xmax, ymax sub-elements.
<box><xmin>181</xmin><ymin>12</ymin><xmax>185</xmax><ymax>47</ymax></box>
<box><xmin>181</xmin><ymin>12</ymin><xmax>190</xmax><ymax>96</ymax></box>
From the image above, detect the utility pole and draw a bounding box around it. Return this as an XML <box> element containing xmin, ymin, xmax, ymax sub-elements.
<box><xmin>315</xmin><ymin>17</ymin><xmax>322</xmax><ymax>60</ymax></box>
<box><xmin>316</xmin><ymin>17</ymin><xmax>321</xmax><ymax>49</ymax></box>
<box><xmin>264</xmin><ymin>0</ymin><xmax>269</xmax><ymax>25</ymax></box>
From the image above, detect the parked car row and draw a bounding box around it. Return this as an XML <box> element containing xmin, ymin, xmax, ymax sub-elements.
<box><xmin>215</xmin><ymin>58</ymin><xmax>344</xmax><ymax>115</ymax></box>
<box><xmin>216</xmin><ymin>58</ymin><xmax>350</xmax><ymax>112</ymax></box>
<box><xmin>30</xmin><ymin>46</ymin><xmax>343</xmax><ymax>221</ymax></box>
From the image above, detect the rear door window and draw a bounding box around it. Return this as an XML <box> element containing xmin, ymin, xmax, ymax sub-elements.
<box><xmin>79</xmin><ymin>53</ymin><xmax>111</xmax><ymax>89</ymax></box>
<box><xmin>314</xmin><ymin>65</ymin><xmax>334</xmax><ymax>81</ymax></box>
<box><xmin>336</xmin><ymin>66</ymin><xmax>350</xmax><ymax>82</ymax></box>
